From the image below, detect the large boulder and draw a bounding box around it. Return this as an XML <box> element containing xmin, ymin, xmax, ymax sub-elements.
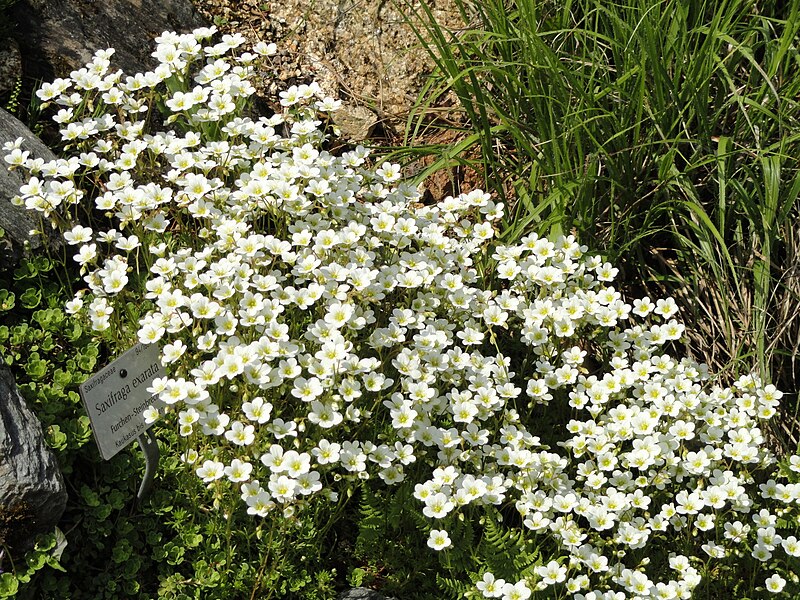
<box><xmin>9</xmin><ymin>0</ymin><xmax>208</xmax><ymax>85</ymax></box>
<box><xmin>0</xmin><ymin>366</ymin><xmax>67</xmax><ymax>554</ymax></box>
<box><xmin>0</xmin><ymin>107</ymin><xmax>60</xmax><ymax>265</ymax></box>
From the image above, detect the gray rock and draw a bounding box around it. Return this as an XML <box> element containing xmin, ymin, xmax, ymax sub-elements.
<box><xmin>338</xmin><ymin>587</ymin><xmax>398</xmax><ymax>600</ymax></box>
<box><xmin>9</xmin><ymin>0</ymin><xmax>208</xmax><ymax>82</ymax></box>
<box><xmin>0</xmin><ymin>366</ymin><xmax>67</xmax><ymax>554</ymax></box>
<box><xmin>332</xmin><ymin>105</ymin><xmax>380</xmax><ymax>142</ymax></box>
<box><xmin>0</xmin><ymin>37</ymin><xmax>21</xmax><ymax>97</ymax></box>
<box><xmin>0</xmin><ymin>107</ymin><xmax>61</xmax><ymax>265</ymax></box>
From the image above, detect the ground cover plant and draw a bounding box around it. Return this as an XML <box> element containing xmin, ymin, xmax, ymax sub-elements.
<box><xmin>2</xmin><ymin>22</ymin><xmax>800</xmax><ymax>600</ymax></box>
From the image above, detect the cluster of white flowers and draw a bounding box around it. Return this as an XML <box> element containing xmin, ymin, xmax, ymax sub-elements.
<box><xmin>5</xmin><ymin>28</ymin><xmax>800</xmax><ymax>599</ymax></box>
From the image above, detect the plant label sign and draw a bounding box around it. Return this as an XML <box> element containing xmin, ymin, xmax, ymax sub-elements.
<box><xmin>79</xmin><ymin>343</ymin><xmax>164</xmax><ymax>460</ymax></box>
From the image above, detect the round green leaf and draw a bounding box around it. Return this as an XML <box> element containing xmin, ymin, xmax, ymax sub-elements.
<box><xmin>0</xmin><ymin>573</ymin><xmax>19</xmax><ymax>597</ymax></box>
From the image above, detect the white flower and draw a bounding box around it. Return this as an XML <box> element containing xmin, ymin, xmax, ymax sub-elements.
<box><xmin>535</xmin><ymin>561</ymin><xmax>567</xmax><ymax>586</ymax></box>
<box><xmin>161</xmin><ymin>340</ymin><xmax>186</xmax><ymax>364</ymax></box>
<box><xmin>201</xmin><ymin>411</ymin><xmax>230</xmax><ymax>436</ymax></box>
<box><xmin>65</xmin><ymin>295</ymin><xmax>84</xmax><ymax>315</ymax></box>
<box><xmin>596</xmin><ymin>262</ymin><xmax>619</xmax><ymax>281</ymax></box>
<box><xmin>426</xmin><ymin>529</ymin><xmax>451</xmax><ymax>551</ymax></box>
<box><xmin>375</xmin><ymin>162</ymin><xmax>401</xmax><ymax>183</ymax></box>
<box><xmin>765</xmin><ymin>574</ymin><xmax>786</xmax><ymax>593</ymax></box>
<box><xmin>654</xmin><ymin>297</ymin><xmax>679</xmax><ymax>318</ymax></box>
<box><xmin>782</xmin><ymin>535</ymin><xmax>800</xmax><ymax>557</ymax></box>
<box><xmin>242</xmin><ymin>397</ymin><xmax>272</xmax><ymax>424</ymax></box>
<box><xmin>116</xmin><ymin>235</ymin><xmax>140</xmax><ymax>251</ymax></box>
<box><xmin>246</xmin><ymin>490</ymin><xmax>275</xmax><ymax>517</ymax></box>
<box><xmin>752</xmin><ymin>543</ymin><xmax>773</xmax><ymax>562</ymax></box>
<box><xmin>701</xmin><ymin>542</ymin><xmax>727</xmax><ymax>558</ymax></box>
<box><xmin>501</xmin><ymin>580</ymin><xmax>531</xmax><ymax>600</ymax></box>
<box><xmin>268</xmin><ymin>475</ymin><xmax>297</xmax><ymax>501</ymax></box>
<box><xmin>196</xmin><ymin>459</ymin><xmax>225</xmax><ymax>482</ymax></box>
<box><xmin>64</xmin><ymin>225</ymin><xmax>92</xmax><ymax>246</ymax></box>
<box><xmin>224</xmin><ymin>459</ymin><xmax>253</xmax><ymax>483</ymax></box>
<box><xmin>225</xmin><ymin>421</ymin><xmax>255</xmax><ymax>446</ymax></box>
<box><xmin>291</xmin><ymin>376</ymin><xmax>324</xmax><ymax>402</ymax></box>
<box><xmin>142</xmin><ymin>406</ymin><xmax>160</xmax><ymax>424</ymax></box>
<box><xmin>314</xmin><ymin>97</ymin><xmax>341</xmax><ymax>112</ymax></box>
<box><xmin>253</xmin><ymin>41</ymin><xmax>277</xmax><ymax>56</ymax></box>
<box><xmin>477</xmin><ymin>572</ymin><xmax>506</xmax><ymax>598</ymax></box>
<box><xmin>312</xmin><ymin>439</ymin><xmax>341</xmax><ymax>465</ymax></box>
<box><xmin>73</xmin><ymin>243</ymin><xmax>97</xmax><ymax>265</ymax></box>
<box><xmin>180</xmin><ymin>448</ymin><xmax>199</xmax><ymax>464</ymax></box>
<box><xmin>423</xmin><ymin>493</ymin><xmax>454</xmax><ymax>519</ymax></box>
<box><xmin>283</xmin><ymin>451</ymin><xmax>311</xmax><ymax>477</ymax></box>
<box><xmin>138</xmin><ymin>322</ymin><xmax>166</xmax><ymax>345</ymax></box>
<box><xmin>178</xmin><ymin>408</ymin><xmax>199</xmax><ymax>427</ymax></box>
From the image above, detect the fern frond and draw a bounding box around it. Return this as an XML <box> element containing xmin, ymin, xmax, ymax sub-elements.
<box><xmin>483</xmin><ymin>512</ymin><xmax>525</xmax><ymax>552</ymax></box>
<box><xmin>512</xmin><ymin>542</ymin><xmax>541</xmax><ymax>575</ymax></box>
<box><xmin>478</xmin><ymin>511</ymin><xmax>542</xmax><ymax>580</ymax></box>
<box><xmin>354</xmin><ymin>486</ymin><xmax>388</xmax><ymax>553</ymax></box>
<box><xmin>436</xmin><ymin>573</ymin><xmax>471</xmax><ymax>599</ymax></box>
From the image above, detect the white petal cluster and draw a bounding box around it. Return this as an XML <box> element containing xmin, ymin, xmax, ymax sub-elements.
<box><xmin>6</xmin><ymin>27</ymin><xmax>800</xmax><ymax>598</ymax></box>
